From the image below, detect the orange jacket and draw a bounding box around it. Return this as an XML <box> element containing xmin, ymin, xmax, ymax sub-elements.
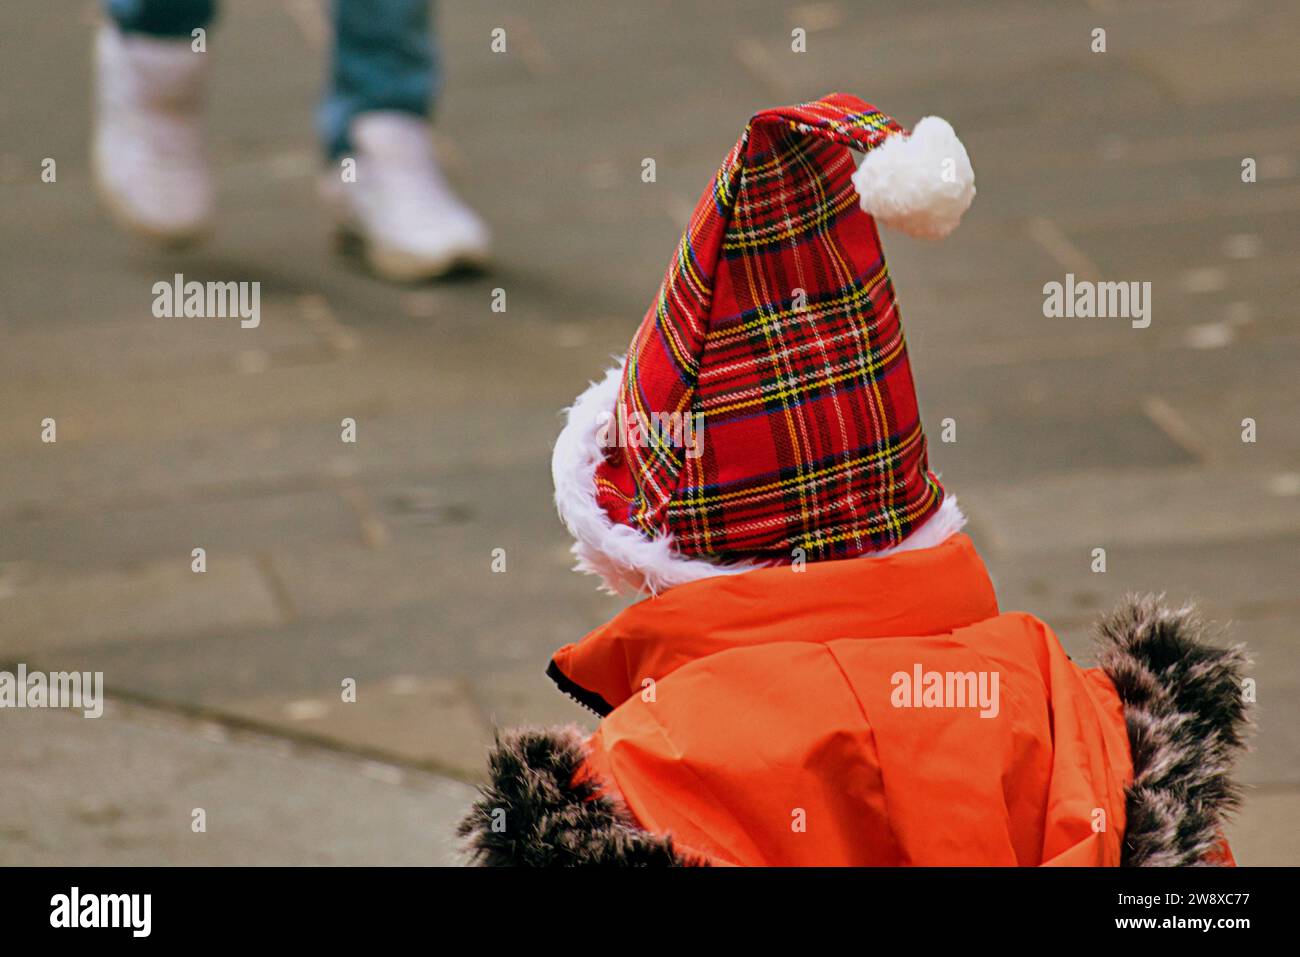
<box><xmin>549</xmin><ymin>534</ymin><xmax>1137</xmax><ymax>866</ymax></box>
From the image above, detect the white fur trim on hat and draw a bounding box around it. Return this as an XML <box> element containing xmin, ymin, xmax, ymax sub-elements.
<box><xmin>851</xmin><ymin>116</ymin><xmax>975</xmax><ymax>240</ymax></box>
<box><xmin>552</xmin><ymin>361</ymin><xmax>968</xmax><ymax>596</ymax></box>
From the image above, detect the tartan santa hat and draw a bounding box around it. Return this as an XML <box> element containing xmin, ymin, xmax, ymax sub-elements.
<box><xmin>554</xmin><ymin>93</ymin><xmax>975</xmax><ymax>595</ymax></box>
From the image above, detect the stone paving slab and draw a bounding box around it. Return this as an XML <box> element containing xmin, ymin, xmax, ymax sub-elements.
<box><xmin>1224</xmin><ymin>790</ymin><xmax>1300</xmax><ymax>868</ymax></box>
<box><xmin>900</xmin><ymin>281</ymin><xmax>1300</xmax><ymax>368</ymax></box>
<box><xmin>214</xmin><ymin>674</ymin><xmax>493</xmax><ymax>780</ymax></box>
<box><xmin>0</xmin><ymin>702</ymin><xmax>475</xmax><ymax>866</ymax></box>
<box><xmin>0</xmin><ymin>556</ymin><xmax>281</xmax><ymax>655</ymax></box>
<box><xmin>1225</xmin><ymin>617</ymin><xmax>1300</xmax><ymax>790</ymax></box>
<box><xmin>1</xmin><ymin>487</ymin><xmax>359</xmax><ymax>567</ymax></box>
<box><xmin>960</xmin><ymin>465</ymin><xmax>1300</xmax><ymax>554</ymax></box>
<box><xmin>989</xmin><ymin>535</ymin><xmax>1300</xmax><ymax>628</ymax></box>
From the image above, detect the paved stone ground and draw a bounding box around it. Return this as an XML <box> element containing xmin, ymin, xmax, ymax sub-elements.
<box><xmin>1</xmin><ymin>0</ymin><xmax>1297</xmax><ymax>864</ymax></box>
<box><xmin>0</xmin><ymin>702</ymin><xmax>475</xmax><ymax>865</ymax></box>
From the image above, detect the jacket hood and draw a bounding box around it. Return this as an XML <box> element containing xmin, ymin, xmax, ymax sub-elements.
<box><xmin>1095</xmin><ymin>596</ymin><xmax>1250</xmax><ymax>866</ymax></box>
<box><xmin>548</xmin><ymin>533</ymin><xmax>996</xmax><ymax>717</ymax></box>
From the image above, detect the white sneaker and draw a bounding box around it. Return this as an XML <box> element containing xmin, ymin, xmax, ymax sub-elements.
<box><xmin>93</xmin><ymin>24</ymin><xmax>213</xmax><ymax>246</ymax></box>
<box><xmin>324</xmin><ymin>112</ymin><xmax>490</xmax><ymax>281</ymax></box>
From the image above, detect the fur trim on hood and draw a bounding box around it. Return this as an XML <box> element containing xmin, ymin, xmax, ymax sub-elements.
<box><xmin>1095</xmin><ymin>595</ymin><xmax>1252</xmax><ymax>866</ymax></box>
<box><xmin>457</xmin><ymin>726</ymin><xmax>703</xmax><ymax>866</ymax></box>
<box><xmin>460</xmin><ymin>596</ymin><xmax>1250</xmax><ymax>866</ymax></box>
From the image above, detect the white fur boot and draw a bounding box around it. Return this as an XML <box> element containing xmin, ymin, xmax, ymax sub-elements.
<box><xmin>323</xmin><ymin>112</ymin><xmax>490</xmax><ymax>282</ymax></box>
<box><xmin>93</xmin><ymin>24</ymin><xmax>213</xmax><ymax>245</ymax></box>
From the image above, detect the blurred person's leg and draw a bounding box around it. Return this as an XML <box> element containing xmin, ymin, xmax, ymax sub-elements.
<box><xmin>94</xmin><ymin>0</ymin><xmax>216</xmax><ymax>245</ymax></box>
<box><xmin>319</xmin><ymin>0</ymin><xmax>489</xmax><ymax>281</ymax></box>
<box><xmin>318</xmin><ymin>0</ymin><xmax>434</xmax><ymax>160</ymax></box>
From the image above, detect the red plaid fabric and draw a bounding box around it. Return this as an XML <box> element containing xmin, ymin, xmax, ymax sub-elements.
<box><xmin>595</xmin><ymin>93</ymin><xmax>944</xmax><ymax>564</ymax></box>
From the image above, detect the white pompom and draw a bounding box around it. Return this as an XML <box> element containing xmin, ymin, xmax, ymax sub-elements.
<box><xmin>851</xmin><ymin>116</ymin><xmax>975</xmax><ymax>240</ymax></box>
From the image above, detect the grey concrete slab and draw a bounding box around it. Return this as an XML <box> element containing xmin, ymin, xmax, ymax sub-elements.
<box><xmin>1</xmin><ymin>487</ymin><xmax>361</xmax><ymax>568</ymax></box>
<box><xmin>986</xmin><ymin>534</ymin><xmax>1300</xmax><ymax>627</ymax></box>
<box><xmin>1231</xmin><ymin>616</ymin><xmax>1300</xmax><ymax>789</ymax></box>
<box><xmin>0</xmin><ymin>702</ymin><xmax>475</xmax><ymax>866</ymax></box>
<box><xmin>0</xmin><ymin>555</ymin><xmax>281</xmax><ymax>656</ymax></box>
<box><xmin>1225</xmin><ymin>789</ymin><xmax>1300</xmax><ymax>867</ymax></box>
<box><xmin>961</xmin><ymin>465</ymin><xmax>1300</xmax><ymax>555</ymax></box>
<box><xmin>211</xmin><ymin>674</ymin><xmax>495</xmax><ymax>780</ymax></box>
<box><xmin>926</xmin><ymin>406</ymin><xmax>1195</xmax><ymax>481</ymax></box>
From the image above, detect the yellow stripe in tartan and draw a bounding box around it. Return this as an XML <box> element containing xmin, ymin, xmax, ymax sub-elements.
<box><xmin>785</xmin><ymin>134</ymin><xmax>904</xmax><ymax>543</ymax></box>
<box><xmin>653</xmin><ymin>198</ymin><xmax>719</xmax><ymax>379</ymax></box>
<box><xmin>628</xmin><ymin>391</ymin><xmax>693</xmax><ymax>473</ymax></box>
<box><xmin>712</xmin><ymin>190</ymin><xmax>785</xmax><ymax>554</ymax></box>
<box><xmin>727</xmin><ymin>132</ymin><xmax>850</xmax><ymax>211</ymax></box>
<box><xmin>723</xmin><ymin>117</ymin><xmax>894</xmax><ymax>251</ymax></box>
<box><xmin>675</xmin><ymin>211</ymin><xmax>713</xmax><ymax>301</ymax></box>
<box><xmin>736</xmin><ymin>111</ymin><xmax>894</xmax><ymax>177</ymax></box>
<box><xmin>652</xmin><ymin>297</ymin><xmax>694</xmax><ymax>379</ymax></box>
<box><xmin>594</xmin><ymin>474</ymin><xmax>630</xmax><ymax>502</ymax></box>
<box><xmin>706</xmin><ymin>112</ymin><xmax>893</xmax><ymax>232</ymax></box>
<box><xmin>721</xmin><ymin>186</ymin><xmax>858</xmax><ymax>253</ymax></box>
<box><xmin>797</xmin><ymin>481</ymin><xmax>940</xmax><ymax>550</ymax></box>
<box><xmin>776</xmin><ymin>130</ymin><xmax>845</xmax><ymax>545</ymax></box>
<box><xmin>624</xmin><ymin>351</ymin><xmax>698</xmax><ymax>530</ymax></box>
<box><xmin>784</xmin><ymin>128</ymin><xmax>905</xmax><ymax>546</ymax></box>
<box><xmin>667</xmin><ymin>422</ymin><xmax>925</xmax><ymax>510</ymax></box>
<box><xmin>700</xmin><ymin>333</ymin><xmax>906</xmax><ymax>419</ymax></box>
<box><xmin>705</xmin><ymin>263</ymin><xmax>890</xmax><ymax>345</ymax></box>
<box><xmin>809</xmin><ymin>112</ymin><xmax>897</xmax><ymax>145</ymax></box>
<box><xmin>713</xmin><ymin>157</ymin><xmax>741</xmax><ymax>205</ymax></box>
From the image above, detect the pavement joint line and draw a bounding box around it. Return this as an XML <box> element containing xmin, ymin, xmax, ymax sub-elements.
<box><xmin>14</xmin><ymin>343</ymin><xmax>345</xmax><ymax>387</ymax></box>
<box><xmin>1140</xmin><ymin>394</ymin><xmax>1212</xmax><ymax>464</ymax></box>
<box><xmin>0</xmin><ymin>446</ymin><xmax>546</xmax><ymax>522</ymax></box>
<box><xmin>60</xmin><ymin>686</ymin><xmax>482</xmax><ymax>786</ymax></box>
<box><xmin>1024</xmin><ymin>216</ymin><xmax>1101</xmax><ymax>281</ymax></box>
<box><xmin>254</xmin><ymin>550</ymin><xmax>300</xmax><ymax>623</ymax></box>
<box><xmin>0</xmin><ymin>471</ymin><xmax>359</xmax><ymax>522</ymax></box>
<box><xmin>337</xmin><ymin>481</ymin><xmax>393</xmax><ymax>550</ymax></box>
